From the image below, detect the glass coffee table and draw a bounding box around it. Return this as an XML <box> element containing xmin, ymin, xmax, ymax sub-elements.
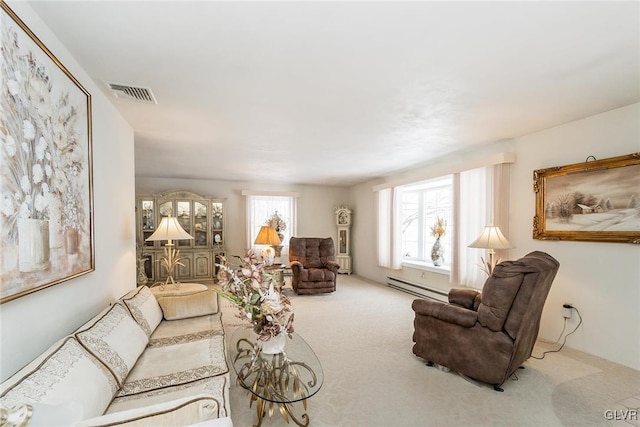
<box><xmin>229</xmin><ymin>327</ymin><xmax>324</xmax><ymax>427</ymax></box>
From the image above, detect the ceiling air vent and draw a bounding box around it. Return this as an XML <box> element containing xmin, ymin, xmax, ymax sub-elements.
<box><xmin>104</xmin><ymin>82</ymin><xmax>157</xmax><ymax>104</ymax></box>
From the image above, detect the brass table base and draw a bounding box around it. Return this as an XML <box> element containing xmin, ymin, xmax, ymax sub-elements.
<box><xmin>250</xmin><ymin>393</ymin><xmax>310</xmax><ymax>427</ymax></box>
<box><xmin>234</xmin><ymin>338</ymin><xmax>318</xmax><ymax>427</ymax></box>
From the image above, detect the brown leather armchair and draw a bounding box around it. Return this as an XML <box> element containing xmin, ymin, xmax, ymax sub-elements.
<box><xmin>412</xmin><ymin>251</ymin><xmax>559</xmax><ymax>391</ymax></box>
<box><xmin>288</xmin><ymin>237</ymin><xmax>339</xmax><ymax>295</ymax></box>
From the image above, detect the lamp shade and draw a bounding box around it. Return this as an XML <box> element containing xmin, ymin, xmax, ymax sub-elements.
<box><xmin>145</xmin><ymin>216</ymin><xmax>194</xmax><ymax>242</ymax></box>
<box><xmin>254</xmin><ymin>226</ymin><xmax>281</xmax><ymax>246</ymax></box>
<box><xmin>468</xmin><ymin>225</ymin><xmax>513</xmax><ymax>250</ymax></box>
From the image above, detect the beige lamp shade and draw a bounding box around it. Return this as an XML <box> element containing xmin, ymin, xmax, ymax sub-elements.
<box><xmin>146</xmin><ymin>216</ymin><xmax>194</xmax><ymax>242</ymax></box>
<box><xmin>468</xmin><ymin>225</ymin><xmax>513</xmax><ymax>250</ymax></box>
<box><xmin>254</xmin><ymin>226</ymin><xmax>281</xmax><ymax>246</ymax></box>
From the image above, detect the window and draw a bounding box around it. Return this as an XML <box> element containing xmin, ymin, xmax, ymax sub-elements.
<box><xmin>400</xmin><ymin>175</ymin><xmax>453</xmax><ymax>268</ymax></box>
<box><xmin>245</xmin><ymin>193</ymin><xmax>297</xmax><ymax>256</ymax></box>
<box><xmin>375</xmin><ymin>154</ymin><xmax>513</xmax><ymax>288</ymax></box>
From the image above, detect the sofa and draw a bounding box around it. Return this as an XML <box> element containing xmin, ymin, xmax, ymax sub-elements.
<box><xmin>412</xmin><ymin>251</ymin><xmax>559</xmax><ymax>391</ymax></box>
<box><xmin>0</xmin><ymin>285</ymin><xmax>232</xmax><ymax>426</ymax></box>
<box><xmin>288</xmin><ymin>237</ymin><xmax>339</xmax><ymax>295</ymax></box>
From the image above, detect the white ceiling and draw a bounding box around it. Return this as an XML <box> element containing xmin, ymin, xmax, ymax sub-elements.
<box><xmin>27</xmin><ymin>1</ymin><xmax>640</xmax><ymax>186</ymax></box>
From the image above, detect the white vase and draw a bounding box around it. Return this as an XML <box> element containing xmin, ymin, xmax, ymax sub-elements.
<box><xmin>18</xmin><ymin>218</ymin><xmax>51</xmax><ymax>272</ymax></box>
<box><xmin>260</xmin><ymin>333</ymin><xmax>286</xmax><ymax>355</ymax></box>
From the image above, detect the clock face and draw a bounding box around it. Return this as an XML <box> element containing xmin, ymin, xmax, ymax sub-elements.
<box><xmin>337</xmin><ymin>209</ymin><xmax>350</xmax><ymax>225</ymax></box>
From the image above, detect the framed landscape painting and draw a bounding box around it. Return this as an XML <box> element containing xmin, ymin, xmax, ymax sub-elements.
<box><xmin>533</xmin><ymin>153</ymin><xmax>640</xmax><ymax>243</ymax></box>
<box><xmin>1</xmin><ymin>3</ymin><xmax>94</xmax><ymax>303</ymax></box>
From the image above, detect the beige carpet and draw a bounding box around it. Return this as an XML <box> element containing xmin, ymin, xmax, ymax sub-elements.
<box><xmin>218</xmin><ymin>275</ymin><xmax>640</xmax><ymax>427</ymax></box>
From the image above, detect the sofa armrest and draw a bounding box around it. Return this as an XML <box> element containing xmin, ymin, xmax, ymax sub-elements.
<box><xmin>448</xmin><ymin>288</ymin><xmax>481</xmax><ymax>311</ymax></box>
<box><xmin>412</xmin><ymin>299</ymin><xmax>478</xmax><ymax>328</ymax></box>
<box><xmin>74</xmin><ymin>395</ymin><xmax>224</xmax><ymax>427</ymax></box>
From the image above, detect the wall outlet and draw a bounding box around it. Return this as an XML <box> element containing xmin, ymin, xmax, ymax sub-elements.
<box><xmin>562</xmin><ymin>303</ymin><xmax>573</xmax><ymax>319</ymax></box>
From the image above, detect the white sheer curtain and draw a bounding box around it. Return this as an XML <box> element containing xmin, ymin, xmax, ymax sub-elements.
<box><xmin>376</xmin><ymin>187</ymin><xmax>403</xmax><ymax>269</ymax></box>
<box><xmin>452</xmin><ymin>164</ymin><xmax>511</xmax><ymax>289</ymax></box>
<box><xmin>453</xmin><ymin>167</ymin><xmax>490</xmax><ymax>289</ymax></box>
<box><xmin>492</xmin><ymin>163</ymin><xmax>511</xmax><ymax>266</ymax></box>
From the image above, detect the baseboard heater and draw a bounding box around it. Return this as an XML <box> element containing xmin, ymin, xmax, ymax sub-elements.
<box><xmin>386</xmin><ymin>276</ymin><xmax>448</xmax><ymax>302</ymax></box>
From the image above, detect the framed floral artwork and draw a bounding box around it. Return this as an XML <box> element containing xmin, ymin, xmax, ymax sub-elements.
<box><xmin>1</xmin><ymin>3</ymin><xmax>94</xmax><ymax>303</ymax></box>
<box><xmin>533</xmin><ymin>153</ymin><xmax>640</xmax><ymax>243</ymax></box>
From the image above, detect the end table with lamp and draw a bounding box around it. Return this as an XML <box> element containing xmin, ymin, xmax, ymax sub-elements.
<box><xmin>263</xmin><ymin>264</ymin><xmax>285</xmax><ymax>291</ymax></box>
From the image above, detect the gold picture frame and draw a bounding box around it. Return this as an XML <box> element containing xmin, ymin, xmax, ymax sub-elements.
<box><xmin>533</xmin><ymin>153</ymin><xmax>640</xmax><ymax>243</ymax></box>
<box><xmin>1</xmin><ymin>3</ymin><xmax>94</xmax><ymax>303</ymax></box>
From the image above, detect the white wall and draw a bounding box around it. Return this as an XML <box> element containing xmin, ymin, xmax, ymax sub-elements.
<box><xmin>510</xmin><ymin>103</ymin><xmax>640</xmax><ymax>370</ymax></box>
<box><xmin>351</xmin><ymin>103</ymin><xmax>640</xmax><ymax>370</ymax></box>
<box><xmin>0</xmin><ymin>2</ymin><xmax>135</xmax><ymax>381</ymax></box>
<box><xmin>135</xmin><ymin>178</ymin><xmax>349</xmax><ymax>259</ymax></box>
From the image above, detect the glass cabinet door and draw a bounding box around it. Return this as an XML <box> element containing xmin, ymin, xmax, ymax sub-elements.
<box><xmin>194</xmin><ymin>201</ymin><xmax>208</xmax><ymax>247</ymax></box>
<box><xmin>141</xmin><ymin>200</ymin><xmax>155</xmax><ymax>247</ymax></box>
<box><xmin>176</xmin><ymin>200</ymin><xmax>192</xmax><ymax>247</ymax></box>
<box><xmin>212</xmin><ymin>201</ymin><xmax>224</xmax><ymax>245</ymax></box>
<box><xmin>159</xmin><ymin>201</ymin><xmax>173</xmax><ymax>218</ymax></box>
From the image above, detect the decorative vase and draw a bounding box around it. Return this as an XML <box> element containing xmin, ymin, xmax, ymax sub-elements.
<box><xmin>431</xmin><ymin>236</ymin><xmax>445</xmax><ymax>266</ymax></box>
<box><xmin>18</xmin><ymin>218</ymin><xmax>51</xmax><ymax>272</ymax></box>
<box><xmin>259</xmin><ymin>332</ymin><xmax>286</xmax><ymax>355</ymax></box>
<box><xmin>272</xmin><ymin>244</ymin><xmax>283</xmax><ymax>259</ymax></box>
<box><xmin>65</xmin><ymin>228</ymin><xmax>79</xmax><ymax>255</ymax></box>
<box><xmin>137</xmin><ymin>258</ymin><xmax>149</xmax><ymax>286</ymax></box>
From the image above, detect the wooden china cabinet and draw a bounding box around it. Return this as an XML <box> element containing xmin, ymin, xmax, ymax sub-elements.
<box><xmin>136</xmin><ymin>190</ymin><xmax>226</xmax><ymax>284</ymax></box>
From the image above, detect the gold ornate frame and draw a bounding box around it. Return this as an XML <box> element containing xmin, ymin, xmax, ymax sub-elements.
<box><xmin>1</xmin><ymin>3</ymin><xmax>94</xmax><ymax>303</ymax></box>
<box><xmin>533</xmin><ymin>153</ymin><xmax>640</xmax><ymax>243</ymax></box>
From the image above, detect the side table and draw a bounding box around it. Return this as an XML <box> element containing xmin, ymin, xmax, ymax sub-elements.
<box><xmin>263</xmin><ymin>266</ymin><xmax>284</xmax><ymax>290</ymax></box>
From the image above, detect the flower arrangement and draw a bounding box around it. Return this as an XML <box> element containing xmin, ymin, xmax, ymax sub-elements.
<box><xmin>266</xmin><ymin>210</ymin><xmax>287</xmax><ymax>233</ymax></box>
<box><xmin>430</xmin><ymin>217</ymin><xmax>446</xmax><ymax>239</ymax></box>
<box><xmin>1</xmin><ymin>23</ymin><xmax>86</xmax><ymax>241</ymax></box>
<box><xmin>216</xmin><ymin>250</ymin><xmax>294</xmax><ymax>342</ymax></box>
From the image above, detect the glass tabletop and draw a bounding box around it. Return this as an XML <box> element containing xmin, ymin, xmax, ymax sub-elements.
<box><xmin>229</xmin><ymin>327</ymin><xmax>324</xmax><ymax>404</ymax></box>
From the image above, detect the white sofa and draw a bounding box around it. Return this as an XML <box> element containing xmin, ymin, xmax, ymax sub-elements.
<box><xmin>0</xmin><ymin>285</ymin><xmax>232</xmax><ymax>426</ymax></box>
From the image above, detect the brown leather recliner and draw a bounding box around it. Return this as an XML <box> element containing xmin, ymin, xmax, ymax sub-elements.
<box><xmin>288</xmin><ymin>237</ymin><xmax>339</xmax><ymax>295</ymax></box>
<box><xmin>412</xmin><ymin>251</ymin><xmax>559</xmax><ymax>391</ymax></box>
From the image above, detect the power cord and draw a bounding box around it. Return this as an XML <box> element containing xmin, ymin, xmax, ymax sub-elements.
<box><xmin>532</xmin><ymin>306</ymin><xmax>582</xmax><ymax>360</ymax></box>
<box><xmin>538</xmin><ymin>317</ymin><xmax>567</xmax><ymax>345</ymax></box>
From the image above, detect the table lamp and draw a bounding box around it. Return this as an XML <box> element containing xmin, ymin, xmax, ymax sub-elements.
<box><xmin>145</xmin><ymin>216</ymin><xmax>193</xmax><ymax>289</ymax></box>
<box><xmin>254</xmin><ymin>226</ymin><xmax>281</xmax><ymax>266</ymax></box>
<box><xmin>468</xmin><ymin>225</ymin><xmax>513</xmax><ymax>276</ymax></box>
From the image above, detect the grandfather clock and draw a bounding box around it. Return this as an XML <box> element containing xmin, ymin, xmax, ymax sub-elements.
<box><xmin>334</xmin><ymin>206</ymin><xmax>352</xmax><ymax>274</ymax></box>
